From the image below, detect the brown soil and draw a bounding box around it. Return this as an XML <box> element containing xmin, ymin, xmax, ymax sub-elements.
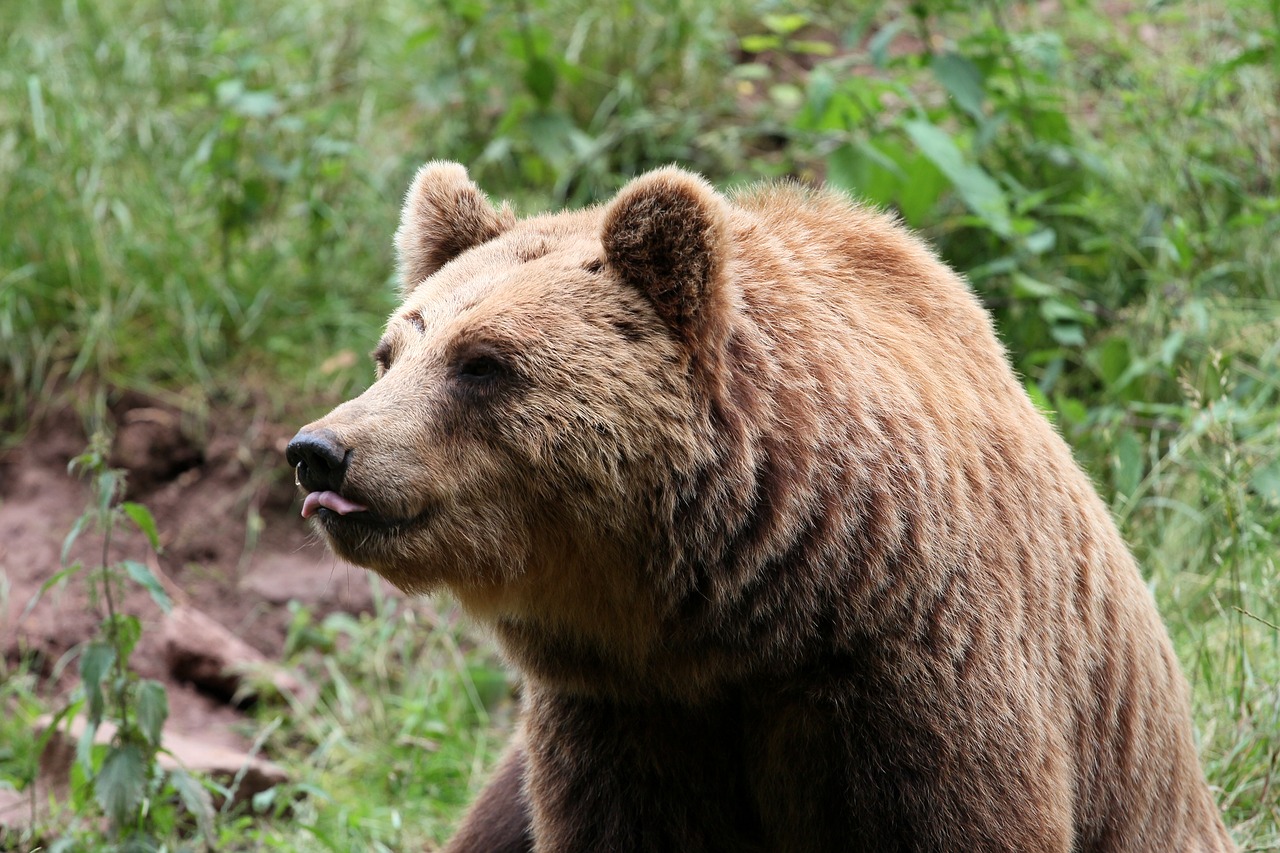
<box><xmin>0</xmin><ymin>396</ymin><xmax>398</xmax><ymax>753</ymax></box>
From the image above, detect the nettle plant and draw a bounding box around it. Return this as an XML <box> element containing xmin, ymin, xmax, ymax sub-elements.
<box><xmin>34</xmin><ymin>435</ymin><xmax>215</xmax><ymax>851</ymax></box>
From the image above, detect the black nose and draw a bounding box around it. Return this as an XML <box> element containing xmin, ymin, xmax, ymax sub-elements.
<box><xmin>286</xmin><ymin>430</ymin><xmax>351</xmax><ymax>493</ymax></box>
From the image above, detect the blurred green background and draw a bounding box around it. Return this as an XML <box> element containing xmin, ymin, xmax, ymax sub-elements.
<box><xmin>1</xmin><ymin>0</ymin><xmax>1277</xmax><ymax>849</ymax></box>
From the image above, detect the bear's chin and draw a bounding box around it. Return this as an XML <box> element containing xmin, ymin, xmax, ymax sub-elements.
<box><xmin>312</xmin><ymin>509</ymin><xmax>521</xmax><ymax>599</ymax></box>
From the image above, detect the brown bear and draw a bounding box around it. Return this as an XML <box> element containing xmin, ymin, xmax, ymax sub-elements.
<box><xmin>287</xmin><ymin>162</ymin><xmax>1234</xmax><ymax>852</ymax></box>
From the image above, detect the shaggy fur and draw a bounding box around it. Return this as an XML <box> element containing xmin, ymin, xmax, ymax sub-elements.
<box><xmin>290</xmin><ymin>163</ymin><xmax>1233</xmax><ymax>852</ymax></box>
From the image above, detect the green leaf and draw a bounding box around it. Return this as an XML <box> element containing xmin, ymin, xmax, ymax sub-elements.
<box><xmin>80</xmin><ymin>641</ymin><xmax>116</xmax><ymax>721</ymax></box>
<box><xmin>23</xmin><ymin>561</ymin><xmax>85</xmax><ymax>623</ymax></box>
<box><xmin>95</xmin><ymin>470</ymin><xmax>121</xmax><ymax>515</ymax></box>
<box><xmin>169</xmin><ymin>767</ymin><xmax>215</xmax><ymax>843</ymax></box>
<box><xmin>122</xmin><ymin>560</ymin><xmax>172</xmax><ymax>613</ymax></box>
<box><xmin>826</xmin><ymin>141</ymin><xmax>905</xmax><ymax>208</ymax></box>
<box><xmin>931</xmin><ymin>52</ymin><xmax>986</xmax><ymax>121</ymax></box>
<box><xmin>1112</xmin><ymin>430</ymin><xmax>1144</xmax><ymax>500</ymax></box>
<box><xmin>136</xmin><ymin>680</ymin><xmax>168</xmax><ymax>747</ymax></box>
<box><xmin>868</xmin><ymin>21</ymin><xmax>904</xmax><ymax>68</ymax></box>
<box><xmin>1158</xmin><ymin>331</ymin><xmax>1185</xmax><ymax>366</ymax></box>
<box><xmin>1093</xmin><ymin>338</ymin><xmax>1131</xmax><ymax>387</ymax></box>
<box><xmin>252</xmin><ymin>785</ymin><xmax>278</xmax><ymax>813</ymax></box>
<box><xmin>1011</xmin><ymin>272</ymin><xmax>1059</xmax><ymax>299</ymax></box>
<box><xmin>762</xmin><ymin>13</ymin><xmax>809</xmax><ymax>35</ymax></box>
<box><xmin>95</xmin><ymin>744</ymin><xmax>147</xmax><ymax>827</ymax></box>
<box><xmin>77</xmin><ymin>717</ymin><xmax>99</xmax><ymax>774</ymax></box>
<box><xmin>523</xmin><ymin>56</ymin><xmax>557</xmax><ymax>106</ymax></box>
<box><xmin>740</xmin><ymin>34</ymin><xmax>780</xmax><ymax>53</ymax></box>
<box><xmin>769</xmin><ymin>83</ymin><xmax>804</xmax><ymax>109</ymax></box>
<box><xmin>789</xmin><ymin>40</ymin><xmax>835</xmax><ymax>57</ymax></box>
<box><xmin>120</xmin><ymin>503</ymin><xmax>161</xmax><ymax>552</ymax></box>
<box><xmin>61</xmin><ymin>513</ymin><xmax>90</xmax><ymax>564</ymax></box>
<box><xmin>1022</xmin><ymin>228</ymin><xmax>1056</xmax><ymax>255</ymax></box>
<box><xmin>903</xmin><ymin>120</ymin><xmax>1013</xmax><ymax>238</ymax></box>
<box><xmin>895</xmin><ymin>151</ymin><xmax>947</xmax><ymax>228</ymax></box>
<box><xmin>107</xmin><ymin>614</ymin><xmax>144</xmax><ymax>664</ymax></box>
<box><xmin>1048</xmin><ymin>323</ymin><xmax>1086</xmax><ymax>347</ymax></box>
<box><xmin>1054</xmin><ymin>395</ymin><xmax>1089</xmax><ymax>426</ymax></box>
<box><xmin>231</xmin><ymin>90</ymin><xmax>281</xmax><ymax>119</ymax></box>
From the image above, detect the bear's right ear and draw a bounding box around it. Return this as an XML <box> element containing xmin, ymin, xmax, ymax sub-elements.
<box><xmin>602</xmin><ymin>167</ymin><xmax>729</xmax><ymax>340</ymax></box>
<box><xmin>394</xmin><ymin>162</ymin><xmax>514</xmax><ymax>293</ymax></box>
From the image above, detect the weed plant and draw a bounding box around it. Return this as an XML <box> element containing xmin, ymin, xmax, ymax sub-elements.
<box><xmin>10</xmin><ymin>436</ymin><xmax>215</xmax><ymax>851</ymax></box>
<box><xmin>1</xmin><ymin>0</ymin><xmax>1276</xmax><ymax>847</ymax></box>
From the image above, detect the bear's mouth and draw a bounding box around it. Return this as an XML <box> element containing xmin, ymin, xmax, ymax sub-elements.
<box><xmin>301</xmin><ymin>490</ymin><xmax>430</xmax><ymax>532</ymax></box>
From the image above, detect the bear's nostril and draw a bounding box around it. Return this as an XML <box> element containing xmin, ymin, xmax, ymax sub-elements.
<box><xmin>285</xmin><ymin>430</ymin><xmax>351</xmax><ymax>494</ymax></box>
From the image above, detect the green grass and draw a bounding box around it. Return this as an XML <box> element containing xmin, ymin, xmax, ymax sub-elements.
<box><xmin>227</xmin><ymin>591</ymin><xmax>511</xmax><ymax>851</ymax></box>
<box><xmin>2</xmin><ymin>0</ymin><xmax>1277</xmax><ymax>849</ymax></box>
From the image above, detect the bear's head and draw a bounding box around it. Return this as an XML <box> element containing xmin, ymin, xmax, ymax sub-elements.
<box><xmin>287</xmin><ymin>162</ymin><xmax>734</xmax><ymax>629</ymax></box>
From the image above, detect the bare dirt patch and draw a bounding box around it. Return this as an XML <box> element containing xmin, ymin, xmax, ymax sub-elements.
<box><xmin>0</xmin><ymin>397</ymin><xmax>400</xmax><ymax>756</ymax></box>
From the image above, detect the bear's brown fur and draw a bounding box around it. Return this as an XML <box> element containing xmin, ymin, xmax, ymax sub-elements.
<box><xmin>287</xmin><ymin>162</ymin><xmax>1233</xmax><ymax>852</ymax></box>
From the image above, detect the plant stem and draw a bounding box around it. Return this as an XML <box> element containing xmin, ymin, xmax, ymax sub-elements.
<box><xmin>99</xmin><ymin>501</ymin><xmax>130</xmax><ymax>733</ymax></box>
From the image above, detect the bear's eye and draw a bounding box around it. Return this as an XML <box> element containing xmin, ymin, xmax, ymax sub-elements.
<box><xmin>456</xmin><ymin>354</ymin><xmax>506</xmax><ymax>382</ymax></box>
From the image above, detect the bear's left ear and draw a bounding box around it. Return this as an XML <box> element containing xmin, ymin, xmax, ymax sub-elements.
<box><xmin>395</xmin><ymin>161</ymin><xmax>514</xmax><ymax>293</ymax></box>
<box><xmin>602</xmin><ymin>167</ymin><xmax>729</xmax><ymax>338</ymax></box>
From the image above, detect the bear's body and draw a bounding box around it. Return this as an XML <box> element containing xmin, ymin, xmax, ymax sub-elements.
<box><xmin>288</xmin><ymin>163</ymin><xmax>1232</xmax><ymax>852</ymax></box>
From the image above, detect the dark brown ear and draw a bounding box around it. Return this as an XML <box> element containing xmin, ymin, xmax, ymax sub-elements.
<box><xmin>601</xmin><ymin>167</ymin><xmax>729</xmax><ymax>337</ymax></box>
<box><xmin>394</xmin><ymin>162</ymin><xmax>514</xmax><ymax>293</ymax></box>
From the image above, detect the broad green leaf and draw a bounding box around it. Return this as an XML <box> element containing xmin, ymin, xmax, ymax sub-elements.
<box><xmin>1158</xmin><ymin>331</ymin><xmax>1185</xmax><ymax>366</ymax></box>
<box><xmin>77</xmin><ymin>717</ymin><xmax>99</xmax><ymax>774</ymax></box>
<box><xmin>1048</xmin><ymin>323</ymin><xmax>1086</xmax><ymax>347</ymax></box>
<box><xmin>122</xmin><ymin>560</ymin><xmax>172</xmax><ymax>613</ymax></box>
<box><xmin>868</xmin><ymin>21</ymin><xmax>904</xmax><ymax>68</ymax></box>
<box><xmin>120</xmin><ymin>503</ymin><xmax>161</xmax><ymax>551</ymax></box>
<box><xmin>523</xmin><ymin>57</ymin><xmax>557</xmax><ymax>106</ymax></box>
<box><xmin>1054</xmin><ymin>395</ymin><xmax>1089</xmax><ymax>426</ymax></box>
<box><xmin>231</xmin><ymin>90</ymin><xmax>281</xmax><ymax>119</ymax></box>
<box><xmin>895</xmin><ymin>151</ymin><xmax>947</xmax><ymax>228</ymax></box>
<box><xmin>769</xmin><ymin>83</ymin><xmax>804</xmax><ymax>109</ymax></box>
<box><xmin>95</xmin><ymin>470</ymin><xmax>121</xmax><ymax>515</ymax></box>
<box><xmin>790</xmin><ymin>40</ymin><xmax>835</xmax><ymax>57</ymax></box>
<box><xmin>1093</xmin><ymin>338</ymin><xmax>1131</xmax><ymax>387</ymax></box>
<box><xmin>762</xmin><ymin>13</ymin><xmax>809</xmax><ymax>35</ymax></box>
<box><xmin>136</xmin><ymin>680</ymin><xmax>168</xmax><ymax>746</ymax></box>
<box><xmin>1039</xmin><ymin>298</ymin><xmax>1094</xmax><ymax>326</ymax></box>
<box><xmin>1112</xmin><ymin>430</ymin><xmax>1144</xmax><ymax>500</ymax></box>
<box><xmin>740</xmin><ymin>34</ymin><xmax>780</xmax><ymax>53</ymax></box>
<box><xmin>60</xmin><ymin>513</ymin><xmax>90</xmax><ymax>564</ymax></box>
<box><xmin>1011</xmin><ymin>272</ymin><xmax>1059</xmax><ymax>299</ymax></box>
<box><xmin>252</xmin><ymin>786</ymin><xmax>278</xmax><ymax>813</ymax></box>
<box><xmin>80</xmin><ymin>641</ymin><xmax>116</xmax><ymax>720</ymax></box>
<box><xmin>931</xmin><ymin>52</ymin><xmax>986</xmax><ymax>121</ymax></box>
<box><xmin>825</xmin><ymin>143</ymin><xmax>902</xmax><ymax>207</ymax></box>
<box><xmin>903</xmin><ymin>120</ymin><xmax>1013</xmax><ymax>238</ymax></box>
<box><xmin>95</xmin><ymin>744</ymin><xmax>147</xmax><ymax>827</ymax></box>
<box><xmin>1022</xmin><ymin>228</ymin><xmax>1056</xmax><ymax>255</ymax></box>
<box><xmin>169</xmin><ymin>768</ymin><xmax>216</xmax><ymax>843</ymax></box>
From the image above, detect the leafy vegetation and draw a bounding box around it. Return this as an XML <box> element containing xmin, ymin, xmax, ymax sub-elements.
<box><xmin>9</xmin><ymin>437</ymin><xmax>213</xmax><ymax>851</ymax></box>
<box><xmin>1</xmin><ymin>0</ymin><xmax>1276</xmax><ymax>848</ymax></box>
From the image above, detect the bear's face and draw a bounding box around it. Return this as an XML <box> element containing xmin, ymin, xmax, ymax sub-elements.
<box><xmin>289</xmin><ymin>163</ymin><xmax>731</xmax><ymax>622</ymax></box>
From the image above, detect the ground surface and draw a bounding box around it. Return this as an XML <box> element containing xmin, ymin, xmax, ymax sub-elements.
<box><xmin>0</xmin><ymin>397</ymin><xmax>396</xmax><ymax>754</ymax></box>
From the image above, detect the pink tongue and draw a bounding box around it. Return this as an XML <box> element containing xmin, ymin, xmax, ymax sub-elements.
<box><xmin>301</xmin><ymin>491</ymin><xmax>369</xmax><ymax>518</ymax></box>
